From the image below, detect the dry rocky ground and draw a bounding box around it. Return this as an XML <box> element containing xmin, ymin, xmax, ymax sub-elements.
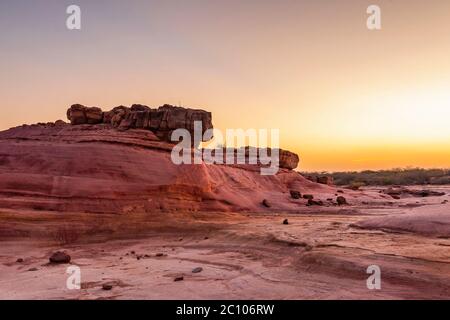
<box><xmin>1</xmin><ymin>186</ymin><xmax>449</xmax><ymax>300</ymax></box>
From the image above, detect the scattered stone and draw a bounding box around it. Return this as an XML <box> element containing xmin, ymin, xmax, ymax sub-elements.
<box><xmin>155</xmin><ymin>253</ymin><xmax>166</xmax><ymax>257</ymax></box>
<box><xmin>130</xmin><ymin>251</ymin><xmax>135</xmax><ymax>255</ymax></box>
<box><xmin>16</xmin><ymin>258</ymin><xmax>24</xmax><ymax>263</ymax></box>
<box><xmin>302</xmin><ymin>194</ymin><xmax>314</xmax><ymax>200</ymax></box>
<box><xmin>49</xmin><ymin>251</ymin><xmax>71</xmax><ymax>264</ymax></box>
<box><xmin>28</xmin><ymin>268</ymin><xmax>38</xmax><ymax>272</ymax></box>
<box><xmin>336</xmin><ymin>196</ymin><xmax>348</xmax><ymax>206</ymax></box>
<box><xmin>174</xmin><ymin>276</ymin><xmax>184</xmax><ymax>282</ymax></box>
<box><xmin>262</xmin><ymin>199</ymin><xmax>271</xmax><ymax>208</ymax></box>
<box><xmin>290</xmin><ymin>190</ymin><xmax>301</xmax><ymax>199</ymax></box>
<box><xmin>283</xmin><ymin>219</ymin><xmax>289</xmax><ymax>225</ymax></box>
<box><xmin>382</xmin><ymin>187</ymin><xmax>446</xmax><ymax>198</ymax></box>
<box><xmin>307</xmin><ymin>199</ymin><xmax>323</xmax><ymax>206</ymax></box>
<box><xmin>204</xmin><ymin>236</ymin><xmax>209</xmax><ymax>240</ymax></box>
<box><xmin>102</xmin><ymin>284</ymin><xmax>113</xmax><ymax>291</ymax></box>
<box><xmin>192</xmin><ymin>267</ymin><xmax>203</xmax><ymax>274</ymax></box>
<box><xmin>337</xmin><ymin>190</ymin><xmax>344</xmax><ymax>193</ymax></box>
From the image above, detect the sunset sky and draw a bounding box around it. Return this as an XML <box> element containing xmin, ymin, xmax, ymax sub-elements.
<box><xmin>1</xmin><ymin>0</ymin><xmax>449</xmax><ymax>171</ymax></box>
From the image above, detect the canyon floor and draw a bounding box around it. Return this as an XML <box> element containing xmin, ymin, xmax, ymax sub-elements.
<box><xmin>1</xmin><ymin>186</ymin><xmax>449</xmax><ymax>300</ymax></box>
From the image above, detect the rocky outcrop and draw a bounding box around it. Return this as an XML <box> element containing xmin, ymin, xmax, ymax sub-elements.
<box><xmin>203</xmin><ymin>147</ymin><xmax>299</xmax><ymax>170</ymax></box>
<box><xmin>67</xmin><ymin>104</ymin><xmax>103</xmax><ymax>125</ymax></box>
<box><xmin>67</xmin><ymin>104</ymin><xmax>213</xmax><ymax>144</ymax></box>
<box><xmin>2</xmin><ymin>102</ymin><xmax>380</xmax><ymax>214</ymax></box>
<box><xmin>0</xmin><ymin>123</ymin><xmax>312</xmax><ymax>213</ymax></box>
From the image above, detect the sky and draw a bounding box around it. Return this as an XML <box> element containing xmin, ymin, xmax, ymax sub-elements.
<box><xmin>1</xmin><ymin>0</ymin><xmax>449</xmax><ymax>171</ymax></box>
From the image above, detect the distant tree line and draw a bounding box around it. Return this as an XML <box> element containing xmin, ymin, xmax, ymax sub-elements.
<box><xmin>302</xmin><ymin>168</ymin><xmax>450</xmax><ymax>186</ymax></box>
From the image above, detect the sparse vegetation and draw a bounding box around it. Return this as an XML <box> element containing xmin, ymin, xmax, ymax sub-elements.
<box><xmin>302</xmin><ymin>168</ymin><xmax>450</xmax><ymax>186</ymax></box>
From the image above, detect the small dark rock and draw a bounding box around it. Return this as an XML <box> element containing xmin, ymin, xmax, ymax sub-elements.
<box><xmin>155</xmin><ymin>253</ymin><xmax>166</xmax><ymax>257</ymax></box>
<box><xmin>102</xmin><ymin>284</ymin><xmax>113</xmax><ymax>291</ymax></box>
<box><xmin>290</xmin><ymin>190</ymin><xmax>301</xmax><ymax>199</ymax></box>
<box><xmin>28</xmin><ymin>267</ymin><xmax>38</xmax><ymax>272</ymax></box>
<box><xmin>307</xmin><ymin>199</ymin><xmax>323</xmax><ymax>206</ymax></box>
<box><xmin>16</xmin><ymin>258</ymin><xmax>24</xmax><ymax>263</ymax></box>
<box><xmin>192</xmin><ymin>267</ymin><xmax>203</xmax><ymax>273</ymax></box>
<box><xmin>262</xmin><ymin>199</ymin><xmax>271</xmax><ymax>208</ymax></box>
<box><xmin>283</xmin><ymin>219</ymin><xmax>289</xmax><ymax>225</ymax></box>
<box><xmin>174</xmin><ymin>276</ymin><xmax>184</xmax><ymax>282</ymax></box>
<box><xmin>336</xmin><ymin>196</ymin><xmax>348</xmax><ymax>206</ymax></box>
<box><xmin>49</xmin><ymin>251</ymin><xmax>71</xmax><ymax>264</ymax></box>
<box><xmin>302</xmin><ymin>194</ymin><xmax>314</xmax><ymax>200</ymax></box>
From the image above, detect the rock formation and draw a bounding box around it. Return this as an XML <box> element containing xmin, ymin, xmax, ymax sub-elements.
<box><xmin>0</xmin><ymin>103</ymin><xmax>354</xmax><ymax>214</ymax></box>
<box><xmin>67</xmin><ymin>104</ymin><xmax>213</xmax><ymax>144</ymax></box>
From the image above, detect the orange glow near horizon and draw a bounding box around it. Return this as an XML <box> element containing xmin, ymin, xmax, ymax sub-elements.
<box><xmin>1</xmin><ymin>0</ymin><xmax>450</xmax><ymax>172</ymax></box>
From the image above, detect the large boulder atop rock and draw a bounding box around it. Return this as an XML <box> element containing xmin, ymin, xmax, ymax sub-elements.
<box><xmin>67</xmin><ymin>104</ymin><xmax>103</xmax><ymax>125</ymax></box>
<box><xmin>66</xmin><ymin>104</ymin><xmax>213</xmax><ymax>145</ymax></box>
<box><xmin>279</xmin><ymin>150</ymin><xmax>299</xmax><ymax>170</ymax></box>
